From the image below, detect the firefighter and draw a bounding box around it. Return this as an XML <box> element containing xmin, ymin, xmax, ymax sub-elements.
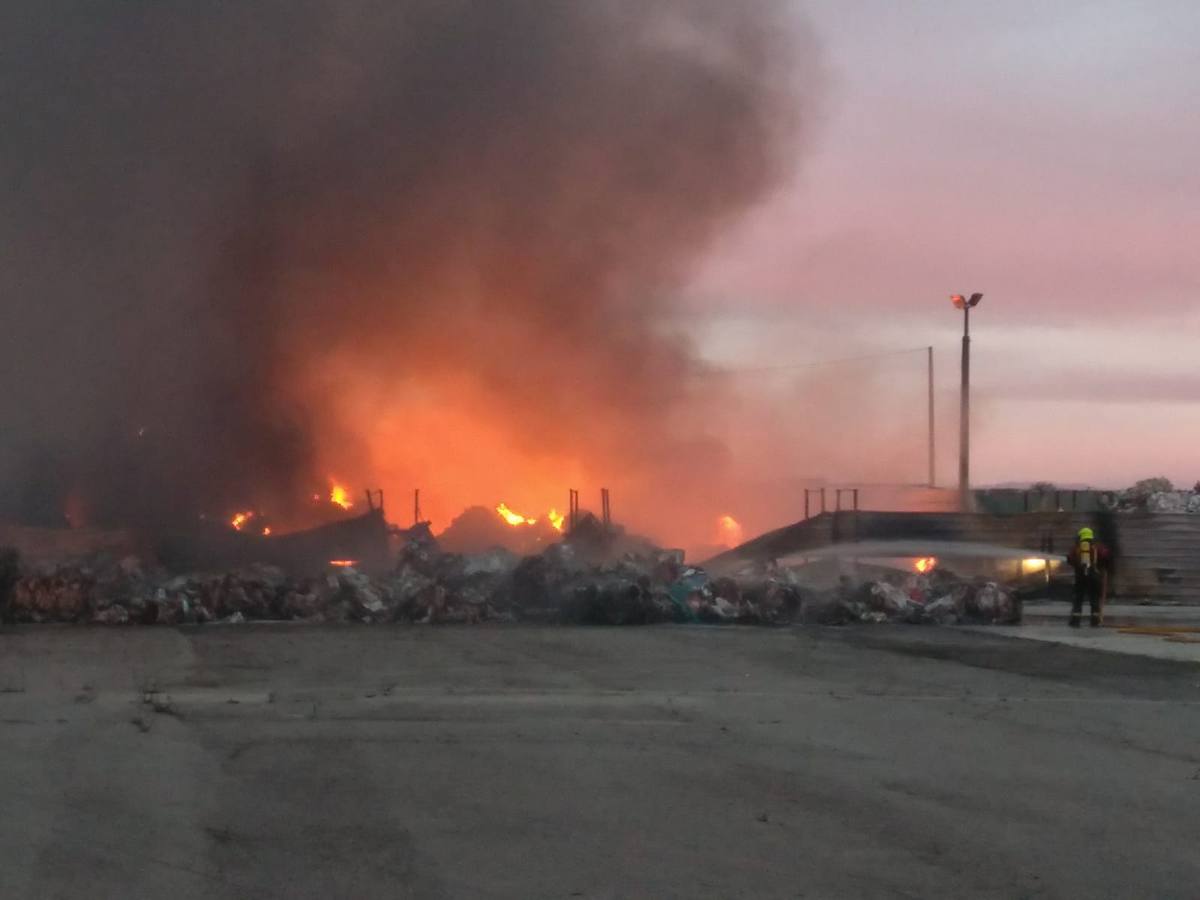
<box><xmin>1066</xmin><ymin>527</ymin><xmax>1110</xmax><ymax>627</ymax></box>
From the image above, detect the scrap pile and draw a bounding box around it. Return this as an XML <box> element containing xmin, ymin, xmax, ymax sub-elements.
<box><xmin>506</xmin><ymin>544</ymin><xmax>802</xmax><ymax>626</ymax></box>
<box><xmin>1137</xmin><ymin>491</ymin><xmax>1200</xmax><ymax>515</ymax></box>
<box><xmin>1107</xmin><ymin>480</ymin><xmax>1200</xmax><ymax>514</ymax></box>
<box><xmin>797</xmin><ymin>566</ymin><xmax>1020</xmax><ymax>625</ymax></box>
<box><xmin>0</xmin><ymin>529</ymin><xmax>1016</xmax><ymax>627</ymax></box>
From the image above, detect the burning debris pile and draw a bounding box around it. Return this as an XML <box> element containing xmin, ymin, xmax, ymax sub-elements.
<box><xmin>0</xmin><ymin>525</ymin><xmax>787</xmax><ymax>626</ymax></box>
<box><xmin>0</xmin><ymin>527</ymin><xmax>1018</xmax><ymax>628</ymax></box>
<box><xmin>437</xmin><ymin>504</ymin><xmax>565</xmax><ymax>556</ymax></box>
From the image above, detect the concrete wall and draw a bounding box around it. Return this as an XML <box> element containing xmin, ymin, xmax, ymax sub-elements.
<box><xmin>0</xmin><ymin>523</ymin><xmax>147</xmax><ymax>565</ymax></box>
<box><xmin>827</xmin><ymin>510</ymin><xmax>1093</xmax><ymax>552</ymax></box>
<box><xmin>1110</xmin><ymin>514</ymin><xmax>1200</xmax><ymax>604</ymax></box>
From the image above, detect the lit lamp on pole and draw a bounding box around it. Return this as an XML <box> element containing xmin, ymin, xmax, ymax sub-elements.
<box><xmin>951</xmin><ymin>292</ymin><xmax>983</xmax><ymax>509</ymax></box>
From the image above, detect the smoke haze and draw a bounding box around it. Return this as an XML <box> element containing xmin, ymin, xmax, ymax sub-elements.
<box><xmin>0</xmin><ymin>1</ymin><xmax>817</xmax><ymax>547</ymax></box>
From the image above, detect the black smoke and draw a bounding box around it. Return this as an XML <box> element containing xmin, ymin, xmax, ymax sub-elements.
<box><xmin>0</xmin><ymin>0</ymin><xmax>815</xmax><ymax>531</ymax></box>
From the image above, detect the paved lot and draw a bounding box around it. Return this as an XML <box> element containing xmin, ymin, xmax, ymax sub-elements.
<box><xmin>998</xmin><ymin>601</ymin><xmax>1200</xmax><ymax>663</ymax></box>
<box><xmin>1</xmin><ymin>624</ymin><xmax>1197</xmax><ymax>899</ymax></box>
<box><xmin>967</xmin><ymin>622</ymin><xmax>1200</xmax><ymax>664</ymax></box>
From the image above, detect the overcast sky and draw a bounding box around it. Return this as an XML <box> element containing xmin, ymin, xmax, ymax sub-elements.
<box><xmin>687</xmin><ymin>0</ymin><xmax>1200</xmax><ymax>489</ymax></box>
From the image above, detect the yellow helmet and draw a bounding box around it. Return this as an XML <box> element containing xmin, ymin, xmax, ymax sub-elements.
<box><xmin>1078</xmin><ymin>527</ymin><xmax>1095</xmax><ymax>541</ymax></box>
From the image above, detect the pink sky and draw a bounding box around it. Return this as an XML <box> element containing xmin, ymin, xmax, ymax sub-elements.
<box><xmin>683</xmin><ymin>0</ymin><xmax>1200</xmax><ymax>491</ymax></box>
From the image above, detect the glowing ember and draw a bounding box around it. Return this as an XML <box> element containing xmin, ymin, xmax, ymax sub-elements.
<box><xmin>914</xmin><ymin>557</ymin><xmax>937</xmax><ymax>574</ymax></box>
<box><xmin>548</xmin><ymin>508</ymin><xmax>565</xmax><ymax>532</ymax></box>
<box><xmin>330</xmin><ymin>483</ymin><xmax>354</xmax><ymax>510</ymax></box>
<box><xmin>329</xmin><ymin>559</ymin><xmax>358</xmax><ymax>568</ymax></box>
<box><xmin>230</xmin><ymin>511</ymin><xmax>254</xmax><ymax>531</ymax></box>
<box><xmin>262</xmin><ymin>526</ymin><xmax>272</xmax><ymax>536</ymax></box>
<box><xmin>496</xmin><ymin>502</ymin><xmax>537</xmax><ymax>527</ymax></box>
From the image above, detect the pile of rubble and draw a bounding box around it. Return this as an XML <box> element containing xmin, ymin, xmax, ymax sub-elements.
<box><xmin>797</xmin><ymin>567</ymin><xmax>1019</xmax><ymax>625</ymax></box>
<box><xmin>1106</xmin><ymin>481</ymin><xmax>1200</xmax><ymax>514</ymax></box>
<box><xmin>1140</xmin><ymin>491</ymin><xmax>1200</xmax><ymax>515</ymax></box>
<box><xmin>0</xmin><ymin>530</ymin><xmax>1017</xmax><ymax>628</ymax></box>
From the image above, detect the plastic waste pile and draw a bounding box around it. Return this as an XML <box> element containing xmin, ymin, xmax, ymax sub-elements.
<box><xmin>0</xmin><ymin>531</ymin><xmax>1016</xmax><ymax>627</ymax></box>
<box><xmin>796</xmin><ymin>566</ymin><xmax>1019</xmax><ymax>625</ymax></box>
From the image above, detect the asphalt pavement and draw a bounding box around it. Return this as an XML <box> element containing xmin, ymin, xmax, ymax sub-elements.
<box><xmin>1</xmin><ymin>624</ymin><xmax>1197</xmax><ymax>899</ymax></box>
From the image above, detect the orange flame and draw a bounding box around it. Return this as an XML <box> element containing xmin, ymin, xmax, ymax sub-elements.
<box><xmin>548</xmin><ymin>508</ymin><xmax>565</xmax><ymax>532</ymax></box>
<box><xmin>496</xmin><ymin>502</ymin><xmax>537</xmax><ymax>527</ymax></box>
<box><xmin>914</xmin><ymin>557</ymin><xmax>937</xmax><ymax>574</ymax></box>
<box><xmin>330</xmin><ymin>483</ymin><xmax>354</xmax><ymax>510</ymax></box>
<box><xmin>230</xmin><ymin>510</ymin><xmax>254</xmax><ymax>531</ymax></box>
<box><xmin>329</xmin><ymin>559</ymin><xmax>358</xmax><ymax>568</ymax></box>
<box><xmin>262</xmin><ymin>526</ymin><xmax>272</xmax><ymax>536</ymax></box>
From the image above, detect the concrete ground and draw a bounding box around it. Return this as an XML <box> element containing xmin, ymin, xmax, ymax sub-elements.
<box><xmin>1023</xmin><ymin>601</ymin><xmax>1200</xmax><ymax>627</ymax></box>
<box><xmin>968</xmin><ymin>623</ymin><xmax>1200</xmax><ymax>664</ymax></box>
<box><xmin>1004</xmin><ymin>601</ymin><xmax>1200</xmax><ymax>663</ymax></box>
<box><xmin>1</xmin><ymin>625</ymin><xmax>1197</xmax><ymax>900</ymax></box>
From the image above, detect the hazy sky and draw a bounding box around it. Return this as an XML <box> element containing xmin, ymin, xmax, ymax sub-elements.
<box><xmin>688</xmin><ymin>0</ymin><xmax>1200</xmax><ymax>489</ymax></box>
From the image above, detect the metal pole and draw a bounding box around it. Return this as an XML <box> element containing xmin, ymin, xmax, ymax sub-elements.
<box><xmin>959</xmin><ymin>306</ymin><xmax>971</xmax><ymax>510</ymax></box>
<box><xmin>927</xmin><ymin>346</ymin><xmax>936</xmax><ymax>487</ymax></box>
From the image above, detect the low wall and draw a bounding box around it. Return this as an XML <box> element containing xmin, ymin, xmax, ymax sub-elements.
<box><xmin>0</xmin><ymin>524</ymin><xmax>146</xmax><ymax>565</ymax></box>
<box><xmin>1111</xmin><ymin>514</ymin><xmax>1200</xmax><ymax>604</ymax></box>
<box><xmin>0</xmin><ymin>510</ymin><xmax>392</xmax><ymax>577</ymax></box>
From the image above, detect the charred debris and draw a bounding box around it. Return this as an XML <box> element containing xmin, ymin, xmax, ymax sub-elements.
<box><xmin>0</xmin><ymin>495</ymin><xmax>1020</xmax><ymax>628</ymax></box>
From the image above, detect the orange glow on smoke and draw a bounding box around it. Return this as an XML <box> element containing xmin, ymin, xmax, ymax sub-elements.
<box><xmin>496</xmin><ymin>502</ymin><xmax>537</xmax><ymax>527</ymax></box>
<box><xmin>718</xmin><ymin>514</ymin><xmax>743</xmax><ymax>546</ymax></box>
<box><xmin>330</xmin><ymin>483</ymin><xmax>354</xmax><ymax>510</ymax></box>
<box><xmin>230</xmin><ymin>511</ymin><xmax>254</xmax><ymax>531</ymax></box>
<box><xmin>914</xmin><ymin>557</ymin><xmax>937</xmax><ymax>574</ymax></box>
<box><xmin>64</xmin><ymin>491</ymin><xmax>88</xmax><ymax>529</ymax></box>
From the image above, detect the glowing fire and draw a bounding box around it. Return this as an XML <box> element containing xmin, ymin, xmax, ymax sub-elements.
<box><xmin>230</xmin><ymin>511</ymin><xmax>254</xmax><ymax>531</ymax></box>
<box><xmin>329</xmin><ymin>559</ymin><xmax>358</xmax><ymax>568</ymax></box>
<box><xmin>718</xmin><ymin>514</ymin><xmax>743</xmax><ymax>546</ymax></box>
<box><xmin>330</xmin><ymin>483</ymin><xmax>354</xmax><ymax>510</ymax></box>
<box><xmin>914</xmin><ymin>557</ymin><xmax>937</xmax><ymax>574</ymax></box>
<box><xmin>496</xmin><ymin>502</ymin><xmax>537</xmax><ymax>527</ymax></box>
<box><xmin>262</xmin><ymin>526</ymin><xmax>272</xmax><ymax>536</ymax></box>
<box><xmin>548</xmin><ymin>508</ymin><xmax>565</xmax><ymax>532</ymax></box>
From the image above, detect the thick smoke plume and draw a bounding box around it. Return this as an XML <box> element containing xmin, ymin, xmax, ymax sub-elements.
<box><xmin>0</xmin><ymin>1</ymin><xmax>815</xmax><ymax>546</ymax></box>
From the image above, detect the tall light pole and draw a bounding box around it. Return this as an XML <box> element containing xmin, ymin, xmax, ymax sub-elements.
<box><xmin>927</xmin><ymin>346</ymin><xmax>935</xmax><ymax>488</ymax></box>
<box><xmin>951</xmin><ymin>293</ymin><xmax>983</xmax><ymax>510</ymax></box>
